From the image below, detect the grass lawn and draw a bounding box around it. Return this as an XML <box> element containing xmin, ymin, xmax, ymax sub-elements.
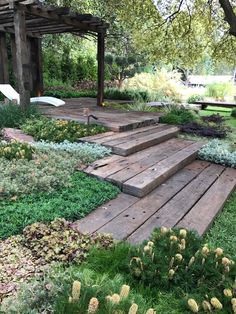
<box><xmin>0</xmin><ymin>171</ymin><xmax>119</xmax><ymax>239</ymax></box>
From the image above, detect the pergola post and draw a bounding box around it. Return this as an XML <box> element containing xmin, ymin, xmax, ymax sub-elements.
<box><xmin>31</xmin><ymin>37</ymin><xmax>44</xmax><ymax>96</ymax></box>
<box><xmin>14</xmin><ymin>7</ymin><xmax>31</xmax><ymax>109</ymax></box>
<box><xmin>0</xmin><ymin>32</ymin><xmax>9</xmax><ymax>84</ymax></box>
<box><xmin>97</xmin><ymin>32</ymin><xmax>105</xmax><ymax>106</ymax></box>
<box><xmin>10</xmin><ymin>34</ymin><xmax>18</xmax><ymax>90</ymax></box>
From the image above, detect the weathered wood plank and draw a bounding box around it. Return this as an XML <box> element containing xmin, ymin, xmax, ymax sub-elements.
<box><xmin>176</xmin><ymin>167</ymin><xmax>236</xmax><ymax>235</ymax></box>
<box><xmin>0</xmin><ymin>32</ymin><xmax>9</xmax><ymax>83</ymax></box>
<box><xmin>97</xmin><ymin>161</ymin><xmax>210</xmax><ymax>239</ymax></box>
<box><xmin>127</xmin><ymin>163</ymin><xmax>224</xmax><ymax>243</ymax></box>
<box><xmin>111</xmin><ymin>126</ymin><xmax>179</xmax><ymax>156</ymax></box>
<box><xmin>123</xmin><ymin>142</ymin><xmax>203</xmax><ymax>197</ymax></box>
<box><xmin>107</xmin><ymin>139</ymin><xmax>194</xmax><ymax>187</ymax></box>
<box><xmin>73</xmin><ymin>193</ymin><xmax>139</xmax><ymax>234</ymax></box>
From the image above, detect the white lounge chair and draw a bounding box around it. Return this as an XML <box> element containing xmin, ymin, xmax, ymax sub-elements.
<box><xmin>0</xmin><ymin>84</ymin><xmax>65</xmax><ymax>107</ymax></box>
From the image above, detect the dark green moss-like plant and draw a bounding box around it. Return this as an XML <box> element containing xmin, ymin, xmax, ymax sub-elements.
<box><xmin>160</xmin><ymin>106</ymin><xmax>197</xmax><ymax>125</ymax></box>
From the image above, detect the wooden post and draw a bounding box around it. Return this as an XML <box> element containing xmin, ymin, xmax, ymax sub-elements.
<box><xmin>14</xmin><ymin>7</ymin><xmax>31</xmax><ymax>109</ymax></box>
<box><xmin>10</xmin><ymin>34</ymin><xmax>18</xmax><ymax>90</ymax></box>
<box><xmin>31</xmin><ymin>37</ymin><xmax>43</xmax><ymax>96</ymax></box>
<box><xmin>0</xmin><ymin>32</ymin><xmax>9</xmax><ymax>84</ymax></box>
<box><xmin>97</xmin><ymin>32</ymin><xmax>105</xmax><ymax>106</ymax></box>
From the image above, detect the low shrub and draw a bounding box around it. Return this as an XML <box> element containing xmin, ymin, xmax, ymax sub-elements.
<box><xmin>44</xmin><ymin>90</ymin><xmax>97</xmax><ymax>99</ymax></box>
<box><xmin>127</xmin><ymin>102</ymin><xmax>156</xmax><ymax>112</ymax></box>
<box><xmin>32</xmin><ymin>140</ymin><xmax>111</xmax><ymax>163</ymax></box>
<box><xmin>198</xmin><ymin>139</ymin><xmax>236</xmax><ymax>168</ymax></box>
<box><xmin>0</xmin><ymin>140</ymin><xmax>34</xmax><ymax>160</ymax></box>
<box><xmin>129</xmin><ymin>228</ymin><xmax>236</xmax><ymax>313</ymax></box>
<box><xmin>0</xmin><ymin>150</ymin><xmax>78</xmax><ymax>199</ymax></box>
<box><xmin>187</xmin><ymin>94</ymin><xmax>204</xmax><ymax>104</ymax></box>
<box><xmin>21</xmin><ymin>117</ymin><xmax>107</xmax><ymax>143</ymax></box>
<box><xmin>159</xmin><ymin>106</ymin><xmax>196</xmax><ymax>125</ymax></box>
<box><xmin>181</xmin><ymin>122</ymin><xmax>228</xmax><ymax>138</ymax></box>
<box><xmin>231</xmin><ymin>108</ymin><xmax>236</xmax><ymax>118</ymax></box>
<box><xmin>0</xmin><ymin>171</ymin><xmax>120</xmax><ymax>238</ymax></box>
<box><xmin>0</xmin><ymin>103</ymin><xmax>39</xmax><ymax>129</ymax></box>
<box><xmin>201</xmin><ymin>113</ymin><xmax>225</xmax><ymax>124</ymax></box>
<box><xmin>1</xmin><ymin>269</ymin><xmax>154</xmax><ymax>314</ymax></box>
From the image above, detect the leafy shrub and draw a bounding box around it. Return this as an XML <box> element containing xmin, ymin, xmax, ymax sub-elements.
<box><xmin>231</xmin><ymin>108</ymin><xmax>236</xmax><ymax>118</ymax></box>
<box><xmin>181</xmin><ymin>122</ymin><xmax>228</xmax><ymax>138</ymax></box>
<box><xmin>44</xmin><ymin>89</ymin><xmax>97</xmax><ymax>99</ymax></box>
<box><xmin>1</xmin><ymin>269</ymin><xmax>154</xmax><ymax>314</ymax></box>
<box><xmin>0</xmin><ymin>141</ymin><xmax>34</xmax><ymax>160</ymax></box>
<box><xmin>129</xmin><ymin>228</ymin><xmax>236</xmax><ymax>313</ymax></box>
<box><xmin>124</xmin><ymin>69</ymin><xmax>182</xmax><ymax>102</ymax></box>
<box><xmin>32</xmin><ymin>140</ymin><xmax>111</xmax><ymax>163</ymax></box>
<box><xmin>0</xmin><ymin>103</ymin><xmax>39</xmax><ymax>129</ymax></box>
<box><xmin>0</xmin><ymin>171</ymin><xmax>120</xmax><ymax>238</ymax></box>
<box><xmin>21</xmin><ymin>117</ymin><xmax>107</xmax><ymax>143</ymax></box>
<box><xmin>205</xmin><ymin>82</ymin><xmax>235</xmax><ymax>100</ymax></box>
<box><xmin>159</xmin><ymin>106</ymin><xmax>196</xmax><ymax>125</ymax></box>
<box><xmin>187</xmin><ymin>94</ymin><xmax>204</xmax><ymax>104</ymax></box>
<box><xmin>198</xmin><ymin>139</ymin><xmax>236</xmax><ymax>168</ymax></box>
<box><xmin>202</xmin><ymin>113</ymin><xmax>225</xmax><ymax>124</ymax></box>
<box><xmin>127</xmin><ymin>102</ymin><xmax>156</xmax><ymax>112</ymax></box>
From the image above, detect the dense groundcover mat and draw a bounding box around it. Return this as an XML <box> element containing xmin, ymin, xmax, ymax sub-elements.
<box><xmin>0</xmin><ymin>171</ymin><xmax>119</xmax><ymax>239</ymax></box>
<box><xmin>1</xmin><ymin>228</ymin><xmax>236</xmax><ymax>313</ymax></box>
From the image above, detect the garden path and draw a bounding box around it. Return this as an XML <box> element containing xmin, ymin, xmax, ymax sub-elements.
<box><xmin>73</xmin><ymin>124</ymin><xmax>236</xmax><ymax>243</ymax></box>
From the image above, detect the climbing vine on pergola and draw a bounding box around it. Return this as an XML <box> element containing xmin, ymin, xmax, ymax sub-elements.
<box><xmin>0</xmin><ymin>0</ymin><xmax>109</xmax><ymax>108</ymax></box>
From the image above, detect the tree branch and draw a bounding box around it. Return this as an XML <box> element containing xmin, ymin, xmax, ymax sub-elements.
<box><xmin>218</xmin><ymin>0</ymin><xmax>236</xmax><ymax>36</ymax></box>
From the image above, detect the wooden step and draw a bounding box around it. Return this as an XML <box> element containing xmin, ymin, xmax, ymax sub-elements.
<box><xmin>80</xmin><ymin>124</ymin><xmax>179</xmax><ymax>156</ymax></box>
<box><xmin>123</xmin><ymin>142</ymin><xmax>203</xmax><ymax>197</ymax></box>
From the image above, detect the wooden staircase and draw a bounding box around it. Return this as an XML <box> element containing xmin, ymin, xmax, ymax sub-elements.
<box><xmin>75</xmin><ymin>123</ymin><xmax>236</xmax><ymax>241</ymax></box>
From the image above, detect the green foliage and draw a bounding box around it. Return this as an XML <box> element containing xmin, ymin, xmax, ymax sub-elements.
<box><xmin>187</xmin><ymin>94</ymin><xmax>204</xmax><ymax>104</ymax></box>
<box><xmin>104</xmin><ymin>87</ymin><xmax>151</xmax><ymax>101</ymax></box>
<box><xmin>0</xmin><ymin>103</ymin><xmax>39</xmax><ymax>129</ymax></box>
<box><xmin>0</xmin><ymin>171</ymin><xmax>119</xmax><ymax>238</ymax></box>
<box><xmin>231</xmin><ymin>108</ymin><xmax>236</xmax><ymax>118</ymax></box>
<box><xmin>124</xmin><ymin>69</ymin><xmax>182</xmax><ymax>103</ymax></box>
<box><xmin>44</xmin><ymin>89</ymin><xmax>97</xmax><ymax>98</ymax></box>
<box><xmin>160</xmin><ymin>106</ymin><xmax>196</xmax><ymax>125</ymax></box>
<box><xmin>127</xmin><ymin>102</ymin><xmax>156</xmax><ymax>112</ymax></box>
<box><xmin>198</xmin><ymin>139</ymin><xmax>236</xmax><ymax>168</ymax></box>
<box><xmin>205</xmin><ymin>83</ymin><xmax>235</xmax><ymax>100</ymax></box>
<box><xmin>0</xmin><ymin>141</ymin><xmax>35</xmax><ymax>160</ymax></box>
<box><xmin>21</xmin><ymin>117</ymin><xmax>107</xmax><ymax>143</ymax></box>
<box><xmin>22</xmin><ymin>219</ymin><xmax>113</xmax><ymax>264</ymax></box>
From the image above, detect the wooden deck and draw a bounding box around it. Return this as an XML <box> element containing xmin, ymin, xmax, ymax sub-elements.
<box><xmin>72</xmin><ymin>121</ymin><xmax>236</xmax><ymax>243</ymax></box>
<box><xmin>74</xmin><ymin>161</ymin><xmax>236</xmax><ymax>242</ymax></box>
<box><xmin>40</xmin><ymin>98</ymin><xmax>162</xmax><ymax>132</ymax></box>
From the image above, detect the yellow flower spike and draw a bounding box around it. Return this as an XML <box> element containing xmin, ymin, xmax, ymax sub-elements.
<box><xmin>111</xmin><ymin>293</ymin><xmax>120</xmax><ymax>304</ymax></box>
<box><xmin>128</xmin><ymin>303</ymin><xmax>138</xmax><ymax>314</ymax></box>
<box><xmin>146</xmin><ymin>309</ymin><xmax>156</xmax><ymax>314</ymax></box>
<box><xmin>119</xmin><ymin>285</ymin><xmax>130</xmax><ymax>299</ymax></box>
<box><xmin>210</xmin><ymin>297</ymin><xmax>223</xmax><ymax>310</ymax></box>
<box><xmin>175</xmin><ymin>253</ymin><xmax>183</xmax><ymax>262</ymax></box>
<box><xmin>201</xmin><ymin>246</ymin><xmax>210</xmax><ymax>256</ymax></box>
<box><xmin>144</xmin><ymin>245</ymin><xmax>152</xmax><ymax>254</ymax></box>
<box><xmin>68</xmin><ymin>296</ymin><xmax>73</xmax><ymax>303</ymax></box>
<box><xmin>215</xmin><ymin>248</ymin><xmax>223</xmax><ymax>257</ymax></box>
<box><xmin>72</xmin><ymin>280</ymin><xmax>81</xmax><ymax>301</ymax></box>
<box><xmin>179</xmin><ymin>229</ymin><xmax>187</xmax><ymax>238</ymax></box>
<box><xmin>88</xmin><ymin>297</ymin><xmax>99</xmax><ymax>313</ymax></box>
<box><xmin>188</xmin><ymin>256</ymin><xmax>195</xmax><ymax>267</ymax></box>
<box><xmin>187</xmin><ymin>299</ymin><xmax>199</xmax><ymax>313</ymax></box>
<box><xmin>202</xmin><ymin>300</ymin><xmax>212</xmax><ymax>312</ymax></box>
<box><xmin>105</xmin><ymin>295</ymin><xmax>112</xmax><ymax>302</ymax></box>
<box><xmin>170</xmin><ymin>235</ymin><xmax>178</xmax><ymax>242</ymax></box>
<box><xmin>222</xmin><ymin>257</ymin><xmax>231</xmax><ymax>266</ymax></box>
<box><xmin>160</xmin><ymin>226</ymin><xmax>168</xmax><ymax>234</ymax></box>
<box><xmin>232</xmin><ymin>298</ymin><xmax>236</xmax><ymax>305</ymax></box>
<box><xmin>168</xmin><ymin>269</ymin><xmax>175</xmax><ymax>279</ymax></box>
<box><xmin>147</xmin><ymin>241</ymin><xmax>154</xmax><ymax>247</ymax></box>
<box><xmin>223</xmin><ymin>288</ymin><xmax>232</xmax><ymax>297</ymax></box>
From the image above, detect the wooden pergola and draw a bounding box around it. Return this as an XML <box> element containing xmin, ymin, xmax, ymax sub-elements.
<box><xmin>0</xmin><ymin>0</ymin><xmax>109</xmax><ymax>108</ymax></box>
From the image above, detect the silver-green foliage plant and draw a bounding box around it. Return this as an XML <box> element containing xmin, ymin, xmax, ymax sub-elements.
<box><xmin>198</xmin><ymin>139</ymin><xmax>236</xmax><ymax>168</ymax></box>
<box><xmin>32</xmin><ymin>140</ymin><xmax>111</xmax><ymax>163</ymax></box>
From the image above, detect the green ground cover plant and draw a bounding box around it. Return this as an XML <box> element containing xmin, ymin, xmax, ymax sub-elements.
<box><xmin>0</xmin><ymin>171</ymin><xmax>119</xmax><ymax>239</ymax></box>
<box><xmin>198</xmin><ymin>139</ymin><xmax>236</xmax><ymax>168</ymax></box>
<box><xmin>0</xmin><ymin>141</ymin><xmax>35</xmax><ymax>160</ymax></box>
<box><xmin>205</xmin><ymin>82</ymin><xmax>235</xmax><ymax>100</ymax></box>
<box><xmin>0</xmin><ymin>103</ymin><xmax>39</xmax><ymax>129</ymax></box>
<box><xmin>231</xmin><ymin>108</ymin><xmax>236</xmax><ymax>118</ymax></box>
<box><xmin>21</xmin><ymin>117</ymin><xmax>107</xmax><ymax>143</ymax></box>
<box><xmin>187</xmin><ymin>94</ymin><xmax>204</xmax><ymax>104</ymax></box>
